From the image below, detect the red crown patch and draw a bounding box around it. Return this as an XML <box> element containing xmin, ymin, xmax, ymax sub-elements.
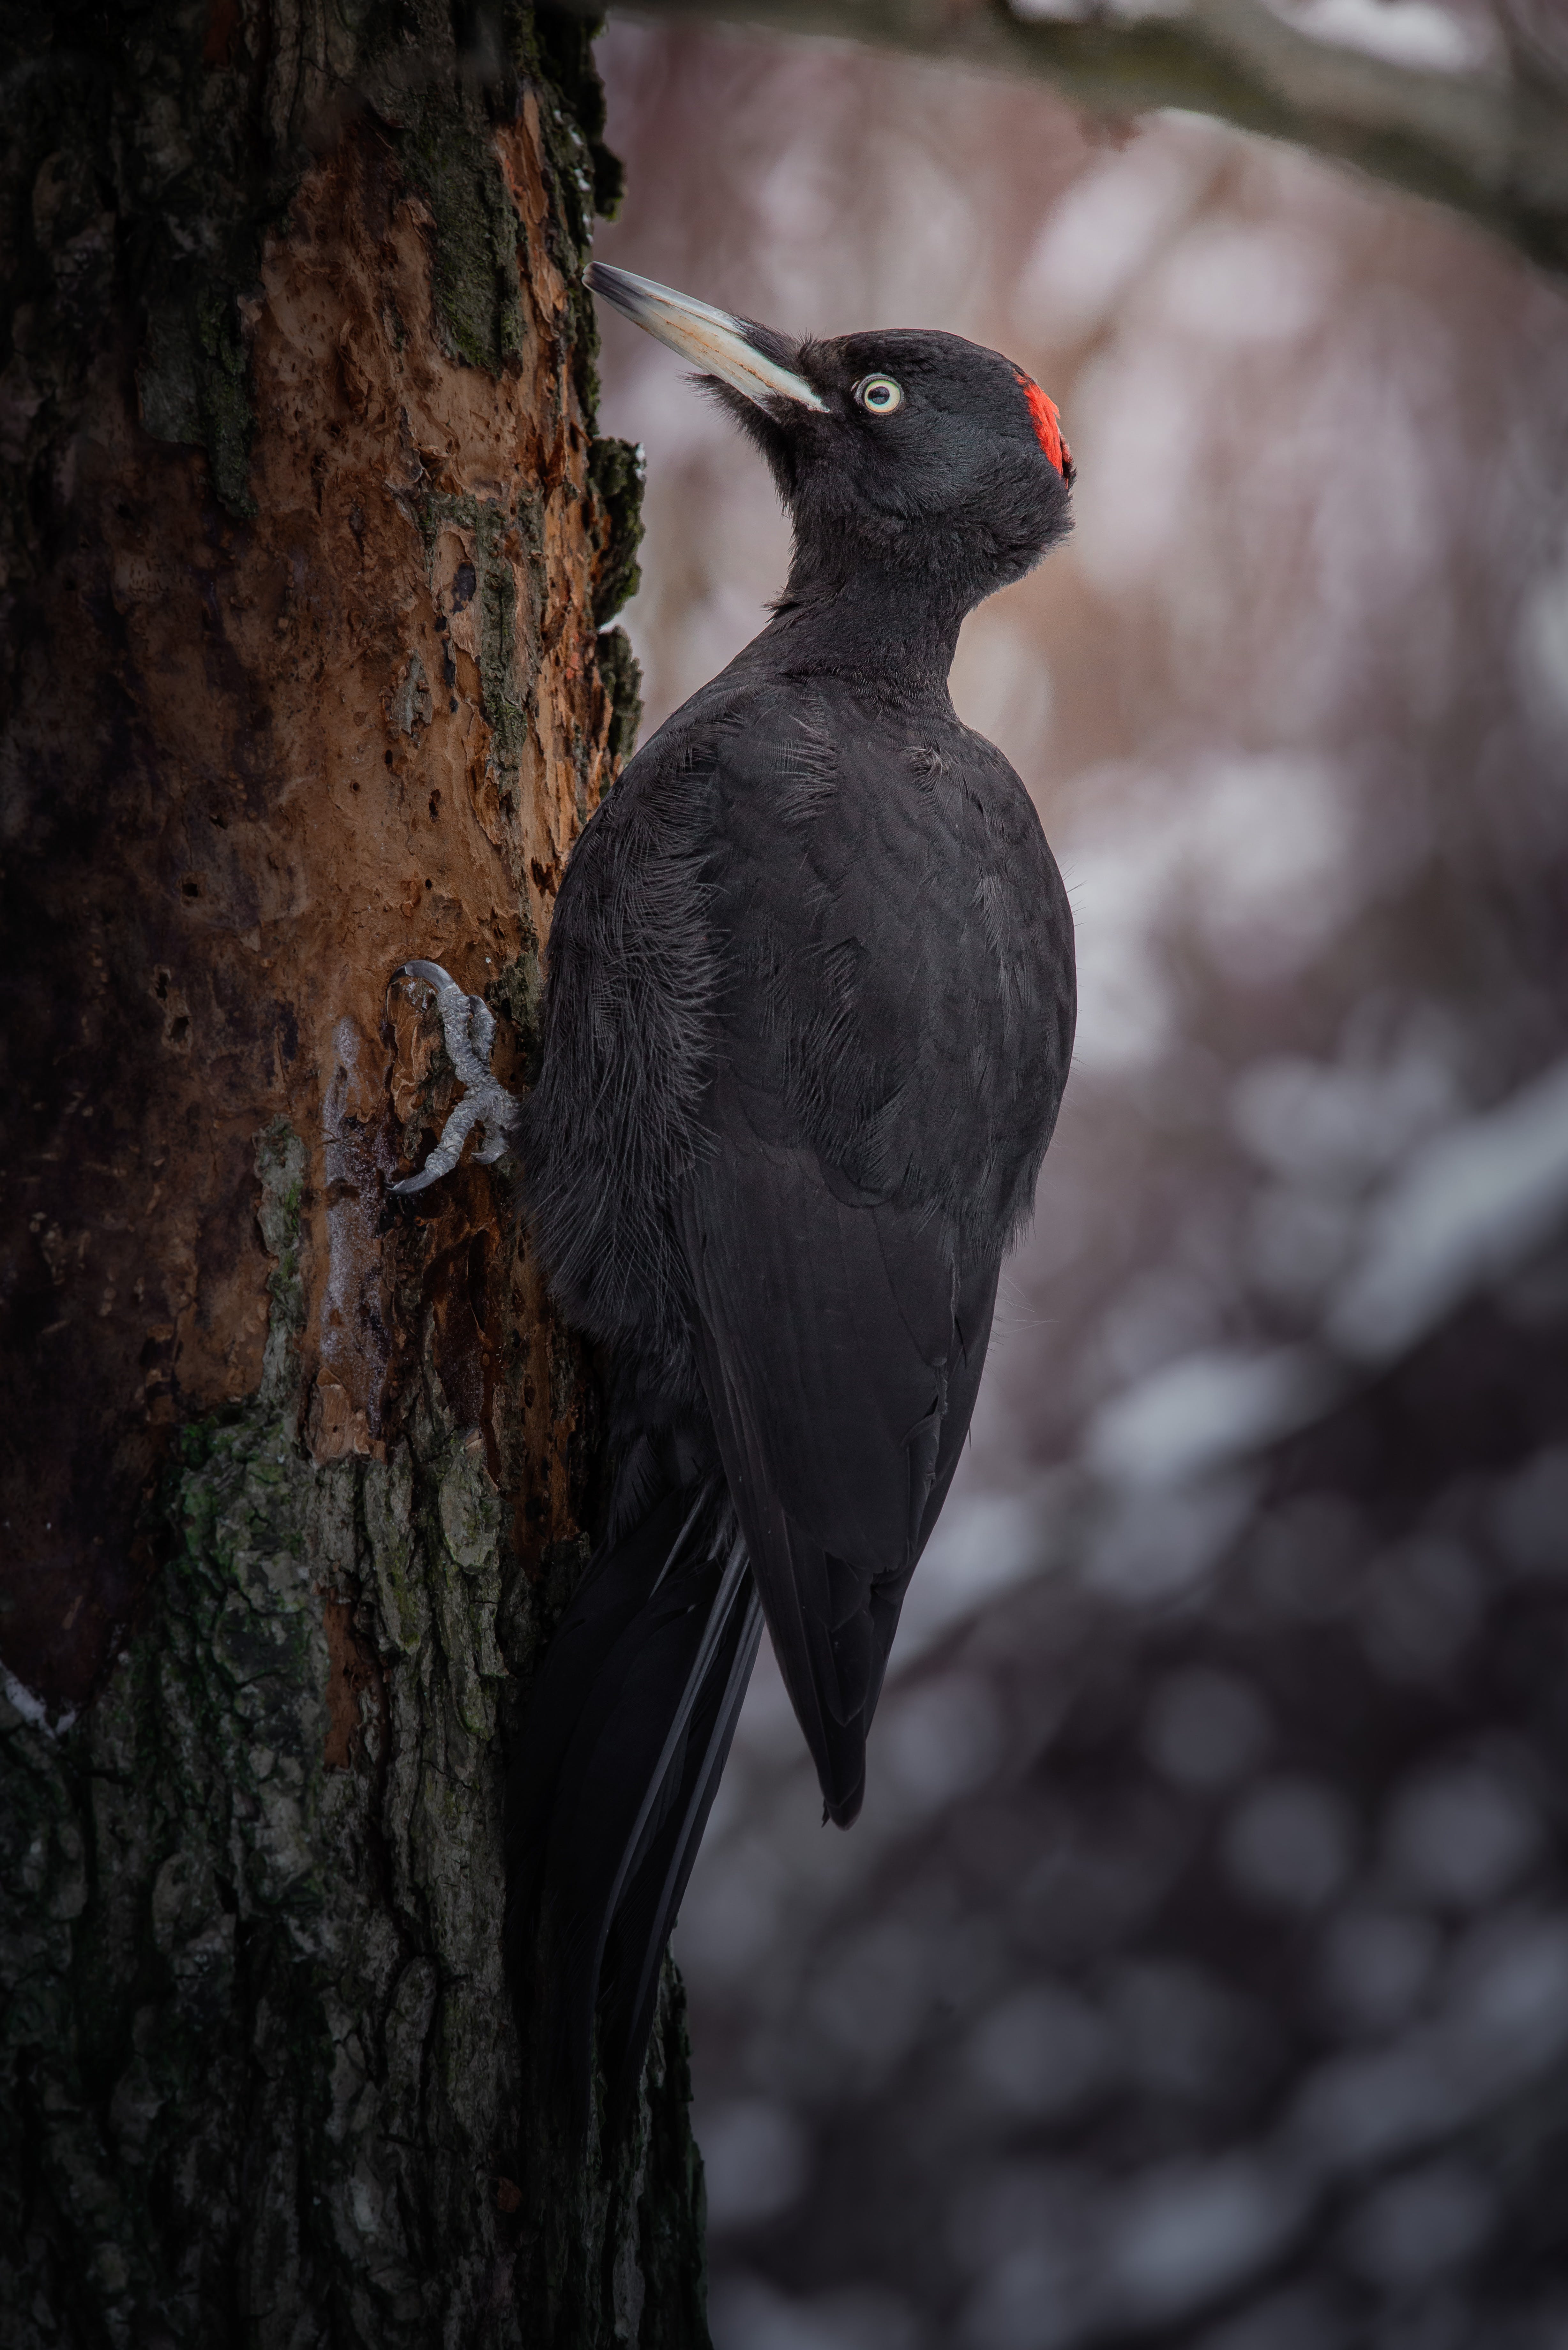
<box><xmin>1016</xmin><ymin>372</ymin><xmax>1071</xmax><ymax>480</ymax></box>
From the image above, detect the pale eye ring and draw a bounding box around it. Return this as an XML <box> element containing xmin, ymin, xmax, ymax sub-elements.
<box><xmin>855</xmin><ymin>374</ymin><xmax>904</xmax><ymax>415</ymax></box>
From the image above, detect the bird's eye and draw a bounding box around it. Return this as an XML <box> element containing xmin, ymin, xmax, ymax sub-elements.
<box><xmin>855</xmin><ymin>375</ymin><xmax>904</xmax><ymax>415</ymax></box>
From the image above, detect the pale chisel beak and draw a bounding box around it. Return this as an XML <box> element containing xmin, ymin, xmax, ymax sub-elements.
<box><xmin>584</xmin><ymin>262</ymin><xmax>827</xmax><ymax>414</ymax></box>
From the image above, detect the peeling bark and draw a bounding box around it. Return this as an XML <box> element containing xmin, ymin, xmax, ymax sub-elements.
<box><xmin>0</xmin><ymin>3</ymin><xmax>697</xmax><ymax>2341</ymax></box>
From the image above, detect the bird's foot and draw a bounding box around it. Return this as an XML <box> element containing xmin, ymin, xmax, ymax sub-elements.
<box><xmin>388</xmin><ymin>960</ymin><xmax>522</xmax><ymax>1196</ymax></box>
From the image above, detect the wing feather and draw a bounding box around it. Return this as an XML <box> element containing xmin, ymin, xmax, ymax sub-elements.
<box><xmin>680</xmin><ymin>1129</ymin><xmax>998</xmax><ymax>1821</ymax></box>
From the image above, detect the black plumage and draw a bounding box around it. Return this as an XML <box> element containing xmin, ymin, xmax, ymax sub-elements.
<box><xmin>507</xmin><ymin>266</ymin><xmax>1076</xmax><ymax>2140</ymax></box>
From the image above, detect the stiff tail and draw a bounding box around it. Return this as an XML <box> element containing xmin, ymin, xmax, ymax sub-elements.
<box><xmin>506</xmin><ymin>1478</ymin><xmax>763</xmax><ymax>2142</ymax></box>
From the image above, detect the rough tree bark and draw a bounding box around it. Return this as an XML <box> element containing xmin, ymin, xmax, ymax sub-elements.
<box><xmin>0</xmin><ymin>3</ymin><xmax>705</xmax><ymax>2343</ymax></box>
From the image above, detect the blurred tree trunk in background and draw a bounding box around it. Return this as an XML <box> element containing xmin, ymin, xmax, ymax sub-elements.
<box><xmin>615</xmin><ymin>0</ymin><xmax>1568</xmax><ymax>274</ymax></box>
<box><xmin>0</xmin><ymin>3</ymin><xmax>703</xmax><ymax>2343</ymax></box>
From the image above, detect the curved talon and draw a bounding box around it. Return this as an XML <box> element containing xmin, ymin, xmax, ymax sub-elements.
<box><xmin>388</xmin><ymin>959</ymin><xmax>522</xmax><ymax>1196</ymax></box>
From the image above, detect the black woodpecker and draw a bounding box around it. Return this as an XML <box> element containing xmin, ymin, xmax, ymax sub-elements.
<box><xmin>506</xmin><ymin>262</ymin><xmax>1077</xmax><ymax>2137</ymax></box>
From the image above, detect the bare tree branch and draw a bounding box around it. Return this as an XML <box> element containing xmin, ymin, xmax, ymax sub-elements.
<box><xmin>605</xmin><ymin>0</ymin><xmax>1568</xmax><ymax>270</ymax></box>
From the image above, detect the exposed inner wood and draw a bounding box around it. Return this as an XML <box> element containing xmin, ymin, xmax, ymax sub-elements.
<box><xmin>3</xmin><ymin>117</ymin><xmax>619</xmax><ymax>1708</ymax></box>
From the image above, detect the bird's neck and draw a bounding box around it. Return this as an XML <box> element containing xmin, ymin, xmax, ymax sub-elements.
<box><xmin>757</xmin><ymin>553</ymin><xmax>968</xmax><ymax>702</ymax></box>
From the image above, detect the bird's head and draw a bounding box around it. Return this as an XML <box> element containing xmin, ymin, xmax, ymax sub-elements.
<box><xmin>585</xmin><ymin>263</ymin><xmax>1073</xmax><ymax>615</ymax></box>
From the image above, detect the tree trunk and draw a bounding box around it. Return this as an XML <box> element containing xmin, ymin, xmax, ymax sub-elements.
<box><xmin>0</xmin><ymin>4</ymin><xmax>706</xmax><ymax>2342</ymax></box>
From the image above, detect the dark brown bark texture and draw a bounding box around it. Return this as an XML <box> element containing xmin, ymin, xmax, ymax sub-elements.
<box><xmin>0</xmin><ymin>1</ymin><xmax>708</xmax><ymax>2342</ymax></box>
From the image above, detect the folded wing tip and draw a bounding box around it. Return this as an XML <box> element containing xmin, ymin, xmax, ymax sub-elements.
<box><xmin>823</xmin><ymin>1776</ymin><xmax>863</xmax><ymax>1829</ymax></box>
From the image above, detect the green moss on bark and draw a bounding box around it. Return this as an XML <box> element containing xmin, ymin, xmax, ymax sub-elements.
<box><xmin>0</xmin><ymin>0</ymin><xmax>625</xmax><ymax>546</ymax></box>
<box><xmin>399</xmin><ymin>105</ymin><xmax>531</xmax><ymax>377</ymax></box>
<box><xmin>1</xmin><ymin>1133</ymin><xmax>508</xmax><ymax>2346</ymax></box>
<box><xmin>419</xmin><ymin>488</ymin><xmax>536</xmax><ymax>793</ymax></box>
<box><xmin>589</xmin><ymin>436</ymin><xmax>645</xmax><ymax>625</ymax></box>
<box><xmin>596</xmin><ymin>625</ymin><xmax>645</xmax><ymax>775</ymax></box>
<box><xmin>1</xmin><ymin>3</ymin><xmax>698</xmax><ymax>2336</ymax></box>
<box><xmin>0</xmin><ymin>1125</ymin><xmax>708</xmax><ymax>2345</ymax></box>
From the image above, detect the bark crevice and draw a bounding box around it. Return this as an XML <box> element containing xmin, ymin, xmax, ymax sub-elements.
<box><xmin>1</xmin><ymin>1</ymin><xmax>705</xmax><ymax>2338</ymax></box>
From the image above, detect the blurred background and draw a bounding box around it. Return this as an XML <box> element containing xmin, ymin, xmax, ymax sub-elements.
<box><xmin>591</xmin><ymin>16</ymin><xmax>1568</xmax><ymax>2344</ymax></box>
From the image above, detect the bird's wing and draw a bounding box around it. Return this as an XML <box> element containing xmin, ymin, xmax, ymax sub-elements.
<box><xmin>664</xmin><ymin>682</ymin><xmax>1066</xmax><ymax>1825</ymax></box>
<box><xmin>679</xmin><ymin>1129</ymin><xmax>997</xmax><ymax>1824</ymax></box>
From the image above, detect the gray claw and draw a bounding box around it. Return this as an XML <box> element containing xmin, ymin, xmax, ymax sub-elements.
<box><xmin>389</xmin><ymin>960</ymin><xmax>522</xmax><ymax>1195</ymax></box>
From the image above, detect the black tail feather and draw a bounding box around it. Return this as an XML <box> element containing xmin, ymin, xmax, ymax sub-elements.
<box><xmin>507</xmin><ymin>1476</ymin><xmax>762</xmax><ymax>2143</ymax></box>
<box><xmin>599</xmin><ymin>1571</ymin><xmax>763</xmax><ymax>2137</ymax></box>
